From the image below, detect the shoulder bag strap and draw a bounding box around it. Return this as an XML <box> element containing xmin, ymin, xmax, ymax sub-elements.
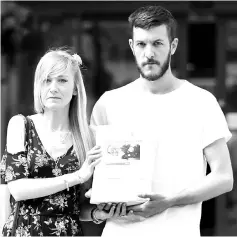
<box><xmin>11</xmin><ymin>115</ymin><xmax>30</xmax><ymax>236</ymax></box>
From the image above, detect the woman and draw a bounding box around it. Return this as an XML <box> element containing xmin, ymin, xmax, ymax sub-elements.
<box><xmin>0</xmin><ymin>48</ymin><xmax>125</xmax><ymax>236</ymax></box>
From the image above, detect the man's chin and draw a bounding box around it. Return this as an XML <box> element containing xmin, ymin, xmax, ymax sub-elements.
<box><xmin>142</xmin><ymin>73</ymin><xmax>160</xmax><ymax>82</ymax></box>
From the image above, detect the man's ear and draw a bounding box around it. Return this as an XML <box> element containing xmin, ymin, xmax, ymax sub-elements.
<box><xmin>129</xmin><ymin>39</ymin><xmax>135</xmax><ymax>55</ymax></box>
<box><xmin>171</xmin><ymin>38</ymin><xmax>178</xmax><ymax>55</ymax></box>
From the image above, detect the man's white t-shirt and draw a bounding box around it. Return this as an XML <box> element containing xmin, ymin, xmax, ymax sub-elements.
<box><xmin>90</xmin><ymin>79</ymin><xmax>231</xmax><ymax>237</ymax></box>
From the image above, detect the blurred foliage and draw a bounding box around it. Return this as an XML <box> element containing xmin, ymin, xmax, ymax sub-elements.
<box><xmin>1</xmin><ymin>1</ymin><xmax>30</xmax><ymax>65</ymax></box>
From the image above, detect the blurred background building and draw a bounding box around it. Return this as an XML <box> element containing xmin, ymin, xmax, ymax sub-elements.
<box><xmin>1</xmin><ymin>1</ymin><xmax>237</xmax><ymax>236</ymax></box>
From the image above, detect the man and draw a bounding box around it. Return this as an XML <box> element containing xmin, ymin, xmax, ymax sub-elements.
<box><xmin>90</xmin><ymin>5</ymin><xmax>233</xmax><ymax>237</ymax></box>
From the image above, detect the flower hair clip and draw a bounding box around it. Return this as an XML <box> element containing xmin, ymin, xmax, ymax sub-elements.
<box><xmin>72</xmin><ymin>54</ymin><xmax>82</xmax><ymax>66</ymax></box>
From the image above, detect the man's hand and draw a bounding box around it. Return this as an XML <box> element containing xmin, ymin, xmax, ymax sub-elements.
<box><xmin>127</xmin><ymin>193</ymin><xmax>173</xmax><ymax>218</ymax></box>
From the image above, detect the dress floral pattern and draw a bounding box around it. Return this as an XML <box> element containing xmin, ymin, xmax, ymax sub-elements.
<box><xmin>0</xmin><ymin>116</ymin><xmax>83</xmax><ymax>236</ymax></box>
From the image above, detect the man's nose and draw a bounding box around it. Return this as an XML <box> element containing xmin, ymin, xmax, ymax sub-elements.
<box><xmin>144</xmin><ymin>45</ymin><xmax>155</xmax><ymax>59</ymax></box>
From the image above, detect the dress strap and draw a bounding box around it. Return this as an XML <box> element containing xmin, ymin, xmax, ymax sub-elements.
<box><xmin>18</xmin><ymin>114</ymin><xmax>31</xmax><ymax>150</ymax></box>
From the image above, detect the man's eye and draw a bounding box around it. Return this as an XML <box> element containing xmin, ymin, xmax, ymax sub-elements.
<box><xmin>137</xmin><ymin>42</ymin><xmax>145</xmax><ymax>47</ymax></box>
<box><xmin>154</xmin><ymin>42</ymin><xmax>163</xmax><ymax>46</ymax></box>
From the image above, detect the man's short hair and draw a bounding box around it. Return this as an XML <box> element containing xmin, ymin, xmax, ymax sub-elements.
<box><xmin>128</xmin><ymin>5</ymin><xmax>177</xmax><ymax>42</ymax></box>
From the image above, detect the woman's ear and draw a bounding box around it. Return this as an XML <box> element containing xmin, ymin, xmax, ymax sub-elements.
<box><xmin>73</xmin><ymin>88</ymin><xmax>77</xmax><ymax>96</ymax></box>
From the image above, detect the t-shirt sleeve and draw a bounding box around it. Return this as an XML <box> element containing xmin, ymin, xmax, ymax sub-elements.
<box><xmin>90</xmin><ymin>92</ymin><xmax>109</xmax><ymax>126</ymax></box>
<box><xmin>0</xmin><ymin>115</ymin><xmax>30</xmax><ymax>182</ymax></box>
<box><xmin>201</xmin><ymin>93</ymin><xmax>232</xmax><ymax>149</ymax></box>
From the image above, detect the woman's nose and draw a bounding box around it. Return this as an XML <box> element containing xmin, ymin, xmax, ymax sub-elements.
<box><xmin>49</xmin><ymin>81</ymin><xmax>58</xmax><ymax>93</ymax></box>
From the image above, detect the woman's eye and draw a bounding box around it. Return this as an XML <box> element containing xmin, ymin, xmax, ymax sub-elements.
<box><xmin>59</xmin><ymin>79</ymin><xmax>67</xmax><ymax>83</ymax></box>
<box><xmin>46</xmin><ymin>78</ymin><xmax>51</xmax><ymax>83</ymax></box>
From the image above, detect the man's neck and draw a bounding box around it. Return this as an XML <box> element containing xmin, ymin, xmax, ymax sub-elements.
<box><xmin>139</xmin><ymin>71</ymin><xmax>182</xmax><ymax>95</ymax></box>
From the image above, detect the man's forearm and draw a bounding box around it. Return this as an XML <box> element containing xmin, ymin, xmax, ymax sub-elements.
<box><xmin>169</xmin><ymin>172</ymin><xmax>233</xmax><ymax>207</ymax></box>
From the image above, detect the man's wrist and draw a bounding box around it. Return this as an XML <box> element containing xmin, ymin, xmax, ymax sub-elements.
<box><xmin>166</xmin><ymin>194</ymin><xmax>177</xmax><ymax>208</ymax></box>
<box><xmin>167</xmin><ymin>190</ymin><xmax>188</xmax><ymax>208</ymax></box>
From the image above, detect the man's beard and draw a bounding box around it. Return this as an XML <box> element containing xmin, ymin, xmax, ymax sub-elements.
<box><xmin>136</xmin><ymin>50</ymin><xmax>171</xmax><ymax>82</ymax></box>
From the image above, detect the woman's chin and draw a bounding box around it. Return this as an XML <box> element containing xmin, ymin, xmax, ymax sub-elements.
<box><xmin>44</xmin><ymin>105</ymin><xmax>63</xmax><ymax>111</ymax></box>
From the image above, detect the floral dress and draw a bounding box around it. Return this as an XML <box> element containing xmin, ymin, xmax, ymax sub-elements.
<box><xmin>0</xmin><ymin>117</ymin><xmax>83</xmax><ymax>236</ymax></box>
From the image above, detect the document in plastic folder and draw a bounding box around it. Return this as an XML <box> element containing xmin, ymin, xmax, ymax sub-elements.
<box><xmin>90</xmin><ymin>125</ymin><xmax>153</xmax><ymax>206</ymax></box>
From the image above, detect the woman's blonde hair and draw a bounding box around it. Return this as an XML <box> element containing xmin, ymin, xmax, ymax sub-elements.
<box><xmin>34</xmin><ymin>47</ymin><xmax>94</xmax><ymax>166</ymax></box>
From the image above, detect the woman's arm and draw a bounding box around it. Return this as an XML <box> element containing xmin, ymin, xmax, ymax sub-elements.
<box><xmin>6</xmin><ymin>115</ymin><xmax>101</xmax><ymax>201</ymax></box>
<box><xmin>8</xmin><ymin>172</ymin><xmax>80</xmax><ymax>201</ymax></box>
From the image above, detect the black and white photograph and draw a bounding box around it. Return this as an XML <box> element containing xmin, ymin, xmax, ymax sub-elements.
<box><xmin>107</xmin><ymin>141</ymin><xmax>141</xmax><ymax>161</ymax></box>
<box><xmin>1</xmin><ymin>1</ymin><xmax>237</xmax><ymax>236</ymax></box>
